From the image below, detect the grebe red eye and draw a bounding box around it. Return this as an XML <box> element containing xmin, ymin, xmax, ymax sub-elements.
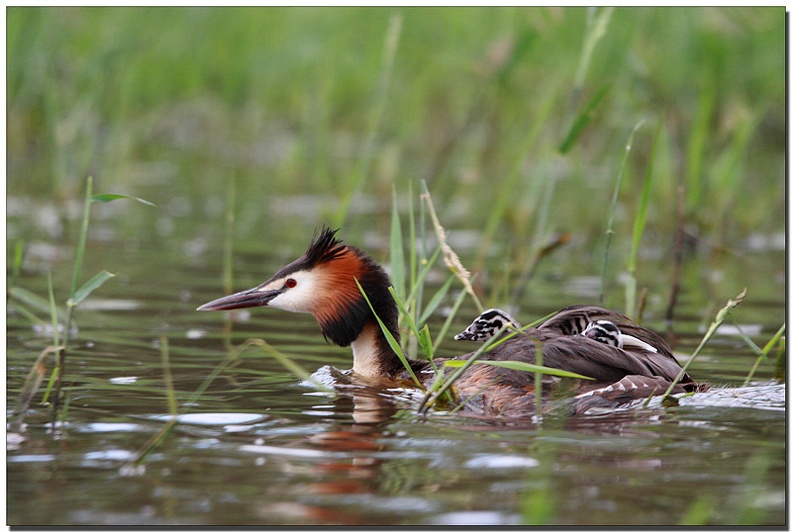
<box><xmin>285</xmin><ymin>278</ymin><xmax>297</xmax><ymax>288</ymax></box>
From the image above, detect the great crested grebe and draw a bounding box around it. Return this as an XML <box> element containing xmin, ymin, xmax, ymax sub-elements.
<box><xmin>198</xmin><ymin>227</ymin><xmax>706</xmax><ymax>416</ymax></box>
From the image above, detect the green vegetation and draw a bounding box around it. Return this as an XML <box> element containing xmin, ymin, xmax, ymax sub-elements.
<box><xmin>7</xmin><ymin>7</ymin><xmax>785</xmax><ymax>331</ymax></box>
<box><xmin>7</xmin><ymin>176</ymin><xmax>153</xmax><ymax>429</ymax></box>
<box><xmin>7</xmin><ymin>8</ymin><xmax>784</xmax><ymax>250</ymax></box>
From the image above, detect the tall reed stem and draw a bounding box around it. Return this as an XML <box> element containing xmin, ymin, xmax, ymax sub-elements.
<box><xmin>52</xmin><ymin>176</ymin><xmax>94</xmax><ymax>420</ymax></box>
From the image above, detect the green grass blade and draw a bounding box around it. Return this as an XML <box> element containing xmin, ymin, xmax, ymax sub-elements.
<box><xmin>419</xmin><ymin>328</ymin><xmax>512</xmax><ymax>413</ymax></box>
<box><xmin>432</xmin><ymin>284</ymin><xmax>469</xmax><ymax>352</ymax></box>
<box><xmin>657</xmin><ymin>288</ymin><xmax>746</xmax><ymax>403</ymax></box>
<box><xmin>9</xmin><ymin>286</ymin><xmax>62</xmax><ymax>323</ymax></box>
<box><xmin>418</xmin><ymin>325</ymin><xmax>434</xmax><ymax>362</ymax></box>
<box><xmin>67</xmin><ymin>270</ymin><xmax>115</xmax><ymax>307</ymax></box>
<box><xmin>417</xmin><ymin>274</ymin><xmax>454</xmax><ymax>327</ymax></box>
<box><xmin>404</xmin><ymin>245</ymin><xmax>443</xmax><ymax>309</ymax></box>
<box><xmin>534</xmin><ymin>340</ymin><xmax>543</xmax><ymax>420</ymax></box>
<box><xmin>59</xmin><ymin>175</ymin><xmax>95</xmax><ymax>376</ymax></box>
<box><xmin>127</xmin><ymin>418</ymin><xmax>178</xmax><ymax>471</ymax></box>
<box><xmin>159</xmin><ymin>336</ymin><xmax>178</xmax><ymax>416</ymax></box>
<box><xmin>238</xmin><ymin>338</ymin><xmax>335</xmax><ymax>392</ymax></box>
<box><xmin>625</xmin><ymin>124</ymin><xmax>660</xmax><ymax>317</ymax></box>
<box><xmin>685</xmin><ymin>77</ymin><xmax>715</xmax><ymax>210</ymax></box>
<box><xmin>128</xmin><ymin>328</ymin><xmax>248</xmax><ymax>471</ymax></box>
<box><xmin>558</xmin><ymin>84</ymin><xmax>611</xmax><ymax>154</ymax></box>
<box><xmin>390</xmin><ymin>186</ymin><xmax>406</xmax><ymax>301</ymax></box>
<box><xmin>679</xmin><ymin>496</ymin><xmax>717</xmax><ymax>526</ymax></box>
<box><xmin>388</xmin><ymin>286</ymin><xmax>422</xmax><ymax>341</ymax></box>
<box><xmin>356</xmin><ymin>279</ymin><xmax>422</xmax><ymax>388</ymax></box>
<box><xmin>407</xmin><ymin>180</ymin><xmax>417</xmax><ymax>293</ymax></box>
<box><xmin>41</xmin><ymin>364</ymin><xmax>59</xmax><ymax>406</ymax></box>
<box><xmin>744</xmin><ymin>323</ymin><xmax>785</xmax><ymax>386</ymax></box>
<box><xmin>774</xmin><ymin>336</ymin><xmax>785</xmax><ymax>382</ymax></box>
<box><xmin>572</xmin><ymin>7</ymin><xmax>614</xmax><ymax>98</ymax></box>
<box><xmin>92</xmin><ymin>193</ymin><xmax>156</xmax><ymax>206</ymax></box>
<box><xmin>442</xmin><ymin>359</ymin><xmax>594</xmax><ymax>380</ymax></box>
<box><xmin>48</xmin><ymin>273</ymin><xmax>60</xmax><ymax>348</ymax></box>
<box><xmin>600</xmin><ymin>120</ymin><xmax>644</xmax><ymax>303</ymax></box>
<box><xmin>728</xmin><ymin>317</ymin><xmax>767</xmax><ymax>358</ymax></box>
<box><xmin>628</xmin><ymin>127</ymin><xmax>659</xmax><ymax>271</ymax></box>
<box><xmin>70</xmin><ymin>176</ymin><xmax>94</xmax><ymax>299</ymax></box>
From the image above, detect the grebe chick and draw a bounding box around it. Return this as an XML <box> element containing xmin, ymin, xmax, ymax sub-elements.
<box><xmin>456</xmin><ymin>311</ymin><xmax>658</xmax><ymax>354</ymax></box>
<box><xmin>453</xmin><ymin>308</ymin><xmax>521</xmax><ymax>342</ymax></box>
<box><xmin>198</xmin><ymin>227</ymin><xmax>705</xmax><ymax>417</ymax></box>
<box><xmin>581</xmin><ymin>320</ymin><xmax>658</xmax><ymax>353</ymax></box>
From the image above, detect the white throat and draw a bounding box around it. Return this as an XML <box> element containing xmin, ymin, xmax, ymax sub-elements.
<box><xmin>350</xmin><ymin>323</ymin><xmax>384</xmax><ymax>377</ymax></box>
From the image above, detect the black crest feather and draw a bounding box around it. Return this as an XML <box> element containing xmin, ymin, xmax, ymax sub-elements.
<box><xmin>304</xmin><ymin>226</ymin><xmax>347</xmax><ymax>268</ymax></box>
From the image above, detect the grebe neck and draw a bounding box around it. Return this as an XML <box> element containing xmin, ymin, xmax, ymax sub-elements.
<box><xmin>350</xmin><ymin>321</ymin><xmax>400</xmax><ymax>377</ymax></box>
<box><xmin>314</xmin><ymin>245</ymin><xmax>403</xmax><ymax>378</ymax></box>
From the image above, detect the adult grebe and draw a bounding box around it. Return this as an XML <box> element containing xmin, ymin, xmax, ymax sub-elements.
<box><xmin>198</xmin><ymin>227</ymin><xmax>705</xmax><ymax>416</ymax></box>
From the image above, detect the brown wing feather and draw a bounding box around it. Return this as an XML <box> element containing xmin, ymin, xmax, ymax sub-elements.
<box><xmin>538</xmin><ymin>305</ymin><xmax>695</xmax><ymax>383</ymax></box>
<box><xmin>432</xmin><ymin>307</ymin><xmax>704</xmax><ymax>416</ymax></box>
<box><xmin>455</xmin><ymin>326</ymin><xmax>690</xmax><ymax>384</ymax></box>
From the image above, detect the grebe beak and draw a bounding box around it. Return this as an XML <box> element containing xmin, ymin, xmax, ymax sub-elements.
<box><xmin>197</xmin><ymin>286</ymin><xmax>283</xmax><ymax>312</ymax></box>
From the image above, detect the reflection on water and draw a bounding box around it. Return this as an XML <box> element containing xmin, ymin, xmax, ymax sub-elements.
<box><xmin>6</xmin><ymin>208</ymin><xmax>786</xmax><ymax>525</ymax></box>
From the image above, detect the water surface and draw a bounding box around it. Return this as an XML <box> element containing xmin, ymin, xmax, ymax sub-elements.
<box><xmin>6</xmin><ymin>196</ymin><xmax>786</xmax><ymax>526</ymax></box>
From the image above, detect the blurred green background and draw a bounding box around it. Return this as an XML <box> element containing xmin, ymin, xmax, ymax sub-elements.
<box><xmin>7</xmin><ymin>7</ymin><xmax>785</xmax><ymax>255</ymax></box>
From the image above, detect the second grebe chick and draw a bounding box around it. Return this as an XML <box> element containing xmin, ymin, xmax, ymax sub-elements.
<box><xmin>581</xmin><ymin>320</ymin><xmax>659</xmax><ymax>353</ymax></box>
<box><xmin>198</xmin><ymin>227</ymin><xmax>705</xmax><ymax>417</ymax></box>
<box><xmin>456</xmin><ymin>310</ymin><xmax>658</xmax><ymax>353</ymax></box>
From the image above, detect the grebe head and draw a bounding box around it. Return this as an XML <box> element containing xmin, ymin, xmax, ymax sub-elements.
<box><xmin>454</xmin><ymin>308</ymin><xmax>521</xmax><ymax>341</ymax></box>
<box><xmin>582</xmin><ymin>320</ymin><xmax>622</xmax><ymax>348</ymax></box>
<box><xmin>581</xmin><ymin>320</ymin><xmax>660</xmax><ymax>353</ymax></box>
<box><xmin>197</xmin><ymin>227</ymin><xmax>399</xmax><ymax>351</ymax></box>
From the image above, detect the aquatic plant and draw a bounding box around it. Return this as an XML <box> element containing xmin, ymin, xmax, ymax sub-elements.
<box><xmin>8</xmin><ymin>176</ymin><xmax>154</xmax><ymax>430</ymax></box>
<box><xmin>599</xmin><ymin>120</ymin><xmax>644</xmax><ymax>307</ymax></box>
<box><xmin>658</xmin><ymin>288</ymin><xmax>745</xmax><ymax>403</ymax></box>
